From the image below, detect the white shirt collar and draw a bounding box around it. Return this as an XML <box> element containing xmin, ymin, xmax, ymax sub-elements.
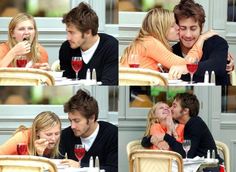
<box><xmin>81</xmin><ymin>37</ymin><xmax>100</xmax><ymax>64</ymax></box>
<box><xmin>80</xmin><ymin>123</ymin><xmax>100</xmax><ymax>151</ymax></box>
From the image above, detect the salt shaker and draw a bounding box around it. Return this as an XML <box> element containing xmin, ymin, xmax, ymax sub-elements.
<box><xmin>89</xmin><ymin>156</ymin><xmax>94</xmax><ymax>167</ymax></box>
<box><xmin>95</xmin><ymin>156</ymin><xmax>100</xmax><ymax>169</ymax></box>
<box><xmin>207</xmin><ymin>149</ymin><xmax>210</xmax><ymax>159</ymax></box>
<box><xmin>212</xmin><ymin>149</ymin><xmax>215</xmax><ymax>159</ymax></box>
<box><xmin>210</xmin><ymin>71</ymin><xmax>215</xmax><ymax>84</ymax></box>
<box><xmin>204</xmin><ymin>71</ymin><xmax>209</xmax><ymax>83</ymax></box>
<box><xmin>92</xmin><ymin>68</ymin><xmax>97</xmax><ymax>82</ymax></box>
<box><xmin>86</xmin><ymin>69</ymin><xmax>91</xmax><ymax>80</ymax></box>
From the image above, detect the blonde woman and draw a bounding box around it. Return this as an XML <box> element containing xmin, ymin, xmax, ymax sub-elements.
<box><xmin>0</xmin><ymin>13</ymin><xmax>49</xmax><ymax>70</ymax></box>
<box><xmin>120</xmin><ymin>8</ymin><xmax>216</xmax><ymax>78</ymax></box>
<box><xmin>143</xmin><ymin>102</ymin><xmax>184</xmax><ymax>150</ymax></box>
<box><xmin>0</xmin><ymin>111</ymin><xmax>61</xmax><ymax>158</ymax></box>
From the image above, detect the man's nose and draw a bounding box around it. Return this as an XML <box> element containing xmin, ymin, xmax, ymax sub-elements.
<box><xmin>185</xmin><ymin>30</ymin><xmax>192</xmax><ymax>37</ymax></box>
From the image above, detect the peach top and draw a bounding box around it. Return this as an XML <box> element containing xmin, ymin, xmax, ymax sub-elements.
<box><xmin>120</xmin><ymin>36</ymin><xmax>202</xmax><ymax>71</ymax></box>
<box><xmin>150</xmin><ymin>123</ymin><xmax>184</xmax><ymax>150</ymax></box>
<box><xmin>0</xmin><ymin>129</ymin><xmax>30</xmax><ymax>155</ymax></box>
<box><xmin>0</xmin><ymin>42</ymin><xmax>48</xmax><ymax>67</ymax></box>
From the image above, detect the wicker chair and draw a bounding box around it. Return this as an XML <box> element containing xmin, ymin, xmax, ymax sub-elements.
<box><xmin>127</xmin><ymin>140</ymin><xmax>183</xmax><ymax>172</ymax></box>
<box><xmin>119</xmin><ymin>67</ymin><xmax>168</xmax><ymax>86</ymax></box>
<box><xmin>0</xmin><ymin>68</ymin><xmax>55</xmax><ymax>86</ymax></box>
<box><xmin>216</xmin><ymin>140</ymin><xmax>230</xmax><ymax>172</ymax></box>
<box><xmin>0</xmin><ymin>155</ymin><xmax>57</xmax><ymax>172</ymax></box>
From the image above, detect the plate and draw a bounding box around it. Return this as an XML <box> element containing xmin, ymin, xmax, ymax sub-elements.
<box><xmin>168</xmin><ymin>80</ymin><xmax>182</xmax><ymax>84</ymax></box>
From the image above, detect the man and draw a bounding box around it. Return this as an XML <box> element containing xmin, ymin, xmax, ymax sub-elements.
<box><xmin>172</xmin><ymin>0</ymin><xmax>233</xmax><ymax>85</ymax></box>
<box><xmin>142</xmin><ymin>93</ymin><xmax>222</xmax><ymax>172</ymax></box>
<box><xmin>59</xmin><ymin>89</ymin><xmax>118</xmax><ymax>172</ymax></box>
<box><xmin>59</xmin><ymin>2</ymin><xmax>118</xmax><ymax>85</ymax></box>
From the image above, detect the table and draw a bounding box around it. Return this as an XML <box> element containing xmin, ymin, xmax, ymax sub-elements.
<box><xmin>172</xmin><ymin>157</ymin><xmax>219</xmax><ymax>172</ymax></box>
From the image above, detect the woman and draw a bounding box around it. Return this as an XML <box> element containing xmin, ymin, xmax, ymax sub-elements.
<box><xmin>0</xmin><ymin>111</ymin><xmax>61</xmax><ymax>158</ymax></box>
<box><xmin>120</xmin><ymin>8</ymin><xmax>215</xmax><ymax>78</ymax></box>
<box><xmin>0</xmin><ymin>13</ymin><xmax>49</xmax><ymax>69</ymax></box>
<box><xmin>144</xmin><ymin>102</ymin><xmax>184</xmax><ymax>150</ymax></box>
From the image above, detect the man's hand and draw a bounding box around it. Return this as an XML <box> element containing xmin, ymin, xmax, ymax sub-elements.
<box><xmin>60</xmin><ymin>159</ymin><xmax>80</xmax><ymax>168</ymax></box>
<box><xmin>226</xmin><ymin>53</ymin><xmax>235</xmax><ymax>74</ymax></box>
<box><xmin>150</xmin><ymin>134</ymin><xmax>165</xmax><ymax>146</ymax></box>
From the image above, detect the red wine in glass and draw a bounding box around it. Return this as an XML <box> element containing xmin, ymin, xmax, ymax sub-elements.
<box><xmin>129</xmin><ymin>64</ymin><xmax>140</xmax><ymax>68</ymax></box>
<box><xmin>128</xmin><ymin>54</ymin><xmax>140</xmax><ymax>68</ymax></box>
<box><xmin>186</xmin><ymin>63</ymin><xmax>198</xmax><ymax>84</ymax></box>
<box><xmin>16</xmin><ymin>58</ymin><xmax>27</xmax><ymax>67</ymax></box>
<box><xmin>17</xmin><ymin>143</ymin><xmax>28</xmax><ymax>155</ymax></box>
<box><xmin>71</xmin><ymin>57</ymin><xmax>83</xmax><ymax>80</ymax></box>
<box><xmin>74</xmin><ymin>144</ymin><xmax>86</xmax><ymax>163</ymax></box>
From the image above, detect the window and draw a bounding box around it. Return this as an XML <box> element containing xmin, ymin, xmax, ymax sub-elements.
<box><xmin>129</xmin><ymin>86</ymin><xmax>193</xmax><ymax>108</ymax></box>
<box><xmin>228</xmin><ymin>0</ymin><xmax>236</xmax><ymax>22</ymax></box>
<box><xmin>119</xmin><ymin>0</ymin><xmax>180</xmax><ymax>12</ymax></box>
<box><xmin>0</xmin><ymin>0</ymin><xmax>69</xmax><ymax>17</ymax></box>
<box><xmin>221</xmin><ymin>86</ymin><xmax>236</xmax><ymax>113</ymax></box>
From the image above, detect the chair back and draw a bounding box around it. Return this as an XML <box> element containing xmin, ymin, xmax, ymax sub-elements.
<box><xmin>216</xmin><ymin>140</ymin><xmax>230</xmax><ymax>172</ymax></box>
<box><xmin>0</xmin><ymin>68</ymin><xmax>55</xmax><ymax>86</ymax></box>
<box><xmin>127</xmin><ymin>140</ymin><xmax>183</xmax><ymax>172</ymax></box>
<box><xmin>0</xmin><ymin>155</ymin><xmax>57</xmax><ymax>172</ymax></box>
<box><xmin>119</xmin><ymin>67</ymin><xmax>168</xmax><ymax>86</ymax></box>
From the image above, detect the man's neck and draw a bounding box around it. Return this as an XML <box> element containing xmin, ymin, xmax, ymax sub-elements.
<box><xmin>180</xmin><ymin>42</ymin><xmax>191</xmax><ymax>55</ymax></box>
<box><xmin>179</xmin><ymin>115</ymin><xmax>191</xmax><ymax>125</ymax></box>
<box><xmin>82</xmin><ymin>121</ymin><xmax>98</xmax><ymax>138</ymax></box>
<box><xmin>81</xmin><ymin>34</ymin><xmax>99</xmax><ymax>52</ymax></box>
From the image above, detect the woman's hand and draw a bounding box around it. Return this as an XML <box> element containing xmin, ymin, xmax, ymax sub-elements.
<box><xmin>157</xmin><ymin>141</ymin><xmax>169</xmax><ymax>150</ymax></box>
<box><xmin>12</xmin><ymin>41</ymin><xmax>31</xmax><ymax>56</ymax></box>
<box><xmin>169</xmin><ymin>65</ymin><xmax>188</xmax><ymax>80</ymax></box>
<box><xmin>34</xmin><ymin>138</ymin><xmax>49</xmax><ymax>156</ymax></box>
<box><xmin>60</xmin><ymin>159</ymin><xmax>80</xmax><ymax>168</ymax></box>
<box><xmin>226</xmin><ymin>53</ymin><xmax>234</xmax><ymax>74</ymax></box>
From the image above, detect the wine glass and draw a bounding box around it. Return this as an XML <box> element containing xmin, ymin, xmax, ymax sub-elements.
<box><xmin>16</xmin><ymin>56</ymin><xmax>27</xmax><ymax>68</ymax></box>
<box><xmin>186</xmin><ymin>57</ymin><xmax>198</xmax><ymax>84</ymax></box>
<box><xmin>128</xmin><ymin>54</ymin><xmax>140</xmax><ymax>68</ymax></box>
<box><xmin>182</xmin><ymin>139</ymin><xmax>191</xmax><ymax>160</ymax></box>
<box><xmin>74</xmin><ymin>144</ymin><xmax>86</xmax><ymax>164</ymax></box>
<box><xmin>71</xmin><ymin>57</ymin><xmax>83</xmax><ymax>80</ymax></box>
<box><xmin>17</xmin><ymin>143</ymin><xmax>28</xmax><ymax>155</ymax></box>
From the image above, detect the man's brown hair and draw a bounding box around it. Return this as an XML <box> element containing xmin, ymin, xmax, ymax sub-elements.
<box><xmin>64</xmin><ymin>89</ymin><xmax>98</xmax><ymax>121</ymax></box>
<box><xmin>62</xmin><ymin>2</ymin><xmax>99</xmax><ymax>35</ymax></box>
<box><xmin>174</xmin><ymin>0</ymin><xmax>205</xmax><ymax>31</ymax></box>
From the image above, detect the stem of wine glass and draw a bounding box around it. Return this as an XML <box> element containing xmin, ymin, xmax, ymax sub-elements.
<box><xmin>190</xmin><ymin>74</ymin><xmax>193</xmax><ymax>84</ymax></box>
<box><xmin>185</xmin><ymin>151</ymin><xmax>188</xmax><ymax>160</ymax></box>
<box><xmin>75</xmin><ymin>72</ymin><xmax>78</xmax><ymax>80</ymax></box>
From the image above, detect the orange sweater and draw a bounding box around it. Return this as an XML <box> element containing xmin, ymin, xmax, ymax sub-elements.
<box><xmin>150</xmin><ymin>123</ymin><xmax>184</xmax><ymax>150</ymax></box>
<box><xmin>120</xmin><ymin>36</ymin><xmax>202</xmax><ymax>71</ymax></box>
<box><xmin>0</xmin><ymin>42</ymin><xmax>48</xmax><ymax>67</ymax></box>
<box><xmin>0</xmin><ymin>129</ymin><xmax>30</xmax><ymax>155</ymax></box>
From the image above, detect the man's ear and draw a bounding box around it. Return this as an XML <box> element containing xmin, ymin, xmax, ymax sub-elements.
<box><xmin>85</xmin><ymin>29</ymin><xmax>92</xmax><ymax>36</ymax></box>
<box><xmin>183</xmin><ymin>107</ymin><xmax>189</xmax><ymax>115</ymax></box>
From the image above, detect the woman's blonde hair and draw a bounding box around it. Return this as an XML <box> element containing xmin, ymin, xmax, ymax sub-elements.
<box><xmin>144</xmin><ymin>102</ymin><xmax>167</xmax><ymax>136</ymax></box>
<box><xmin>8</xmin><ymin>13</ymin><xmax>40</xmax><ymax>66</ymax></box>
<box><xmin>120</xmin><ymin>8</ymin><xmax>175</xmax><ymax>63</ymax></box>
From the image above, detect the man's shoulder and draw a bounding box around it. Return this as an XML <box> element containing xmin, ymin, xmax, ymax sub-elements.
<box><xmin>205</xmin><ymin>35</ymin><xmax>228</xmax><ymax>45</ymax></box>
<box><xmin>98</xmin><ymin>121</ymin><xmax>118</xmax><ymax>132</ymax></box>
<box><xmin>61</xmin><ymin>126</ymin><xmax>73</xmax><ymax>135</ymax></box>
<box><xmin>98</xmin><ymin>33</ymin><xmax>118</xmax><ymax>44</ymax></box>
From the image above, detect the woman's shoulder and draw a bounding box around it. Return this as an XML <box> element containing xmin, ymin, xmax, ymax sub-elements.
<box><xmin>0</xmin><ymin>42</ymin><xmax>10</xmax><ymax>51</ymax></box>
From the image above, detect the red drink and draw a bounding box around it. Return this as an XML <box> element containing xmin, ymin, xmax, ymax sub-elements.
<box><xmin>186</xmin><ymin>63</ymin><xmax>198</xmax><ymax>74</ymax></box>
<box><xmin>16</xmin><ymin>59</ymin><xmax>27</xmax><ymax>67</ymax></box>
<box><xmin>129</xmin><ymin>64</ymin><xmax>140</xmax><ymax>68</ymax></box>
<box><xmin>71</xmin><ymin>60</ymin><xmax>83</xmax><ymax>72</ymax></box>
<box><xmin>74</xmin><ymin>147</ymin><xmax>86</xmax><ymax>161</ymax></box>
<box><xmin>17</xmin><ymin>143</ymin><xmax>28</xmax><ymax>155</ymax></box>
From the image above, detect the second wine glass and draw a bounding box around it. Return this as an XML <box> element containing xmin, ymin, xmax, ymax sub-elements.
<box><xmin>186</xmin><ymin>57</ymin><xmax>198</xmax><ymax>84</ymax></box>
<box><xmin>182</xmin><ymin>139</ymin><xmax>191</xmax><ymax>160</ymax></box>
<box><xmin>128</xmin><ymin>54</ymin><xmax>140</xmax><ymax>68</ymax></box>
<box><xmin>71</xmin><ymin>56</ymin><xmax>83</xmax><ymax>80</ymax></box>
<box><xmin>74</xmin><ymin>144</ymin><xmax>86</xmax><ymax>165</ymax></box>
<box><xmin>17</xmin><ymin>143</ymin><xmax>28</xmax><ymax>155</ymax></box>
